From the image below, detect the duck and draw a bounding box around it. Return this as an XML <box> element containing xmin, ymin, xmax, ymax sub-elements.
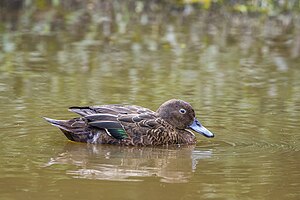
<box><xmin>44</xmin><ymin>99</ymin><xmax>214</xmax><ymax>146</ymax></box>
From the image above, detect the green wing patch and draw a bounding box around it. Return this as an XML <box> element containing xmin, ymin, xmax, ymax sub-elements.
<box><xmin>107</xmin><ymin>128</ymin><xmax>128</xmax><ymax>140</ymax></box>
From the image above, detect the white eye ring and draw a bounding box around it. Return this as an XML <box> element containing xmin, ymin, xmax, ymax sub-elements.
<box><xmin>179</xmin><ymin>108</ymin><xmax>186</xmax><ymax>114</ymax></box>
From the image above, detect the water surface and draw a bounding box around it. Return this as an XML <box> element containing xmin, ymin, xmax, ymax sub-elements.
<box><xmin>0</xmin><ymin>1</ymin><xmax>299</xmax><ymax>200</ymax></box>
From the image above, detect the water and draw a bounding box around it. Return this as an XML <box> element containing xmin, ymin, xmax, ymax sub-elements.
<box><xmin>0</xmin><ymin>1</ymin><xmax>300</xmax><ymax>200</ymax></box>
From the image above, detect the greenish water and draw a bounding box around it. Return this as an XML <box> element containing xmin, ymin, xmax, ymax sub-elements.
<box><xmin>1</xmin><ymin>1</ymin><xmax>300</xmax><ymax>200</ymax></box>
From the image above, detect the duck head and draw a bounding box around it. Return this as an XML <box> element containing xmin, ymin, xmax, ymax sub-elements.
<box><xmin>156</xmin><ymin>99</ymin><xmax>214</xmax><ymax>138</ymax></box>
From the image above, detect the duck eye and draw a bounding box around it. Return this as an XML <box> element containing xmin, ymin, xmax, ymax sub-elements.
<box><xmin>179</xmin><ymin>108</ymin><xmax>186</xmax><ymax>114</ymax></box>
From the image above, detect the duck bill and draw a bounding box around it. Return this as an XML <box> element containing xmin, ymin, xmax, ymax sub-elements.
<box><xmin>188</xmin><ymin>118</ymin><xmax>214</xmax><ymax>138</ymax></box>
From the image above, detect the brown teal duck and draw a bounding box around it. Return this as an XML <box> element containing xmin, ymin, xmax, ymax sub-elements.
<box><xmin>44</xmin><ymin>99</ymin><xmax>214</xmax><ymax>146</ymax></box>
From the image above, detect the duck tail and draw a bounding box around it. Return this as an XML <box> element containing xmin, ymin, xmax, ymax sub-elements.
<box><xmin>43</xmin><ymin>117</ymin><xmax>86</xmax><ymax>142</ymax></box>
<box><xmin>43</xmin><ymin>117</ymin><xmax>69</xmax><ymax>130</ymax></box>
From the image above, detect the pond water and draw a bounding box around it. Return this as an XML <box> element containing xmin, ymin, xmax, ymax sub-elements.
<box><xmin>0</xmin><ymin>1</ymin><xmax>299</xmax><ymax>200</ymax></box>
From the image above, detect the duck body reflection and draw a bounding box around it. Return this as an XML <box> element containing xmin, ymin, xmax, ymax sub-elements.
<box><xmin>46</xmin><ymin>143</ymin><xmax>212</xmax><ymax>183</ymax></box>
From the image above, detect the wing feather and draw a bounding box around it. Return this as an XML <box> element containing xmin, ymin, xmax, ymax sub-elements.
<box><xmin>69</xmin><ymin>105</ymin><xmax>154</xmax><ymax>117</ymax></box>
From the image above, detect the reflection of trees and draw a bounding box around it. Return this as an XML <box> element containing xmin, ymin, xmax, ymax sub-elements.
<box><xmin>45</xmin><ymin>142</ymin><xmax>212</xmax><ymax>183</ymax></box>
<box><xmin>1</xmin><ymin>1</ymin><xmax>299</xmax><ymax>54</ymax></box>
<box><xmin>1</xmin><ymin>0</ymin><xmax>299</xmax><ymax>68</ymax></box>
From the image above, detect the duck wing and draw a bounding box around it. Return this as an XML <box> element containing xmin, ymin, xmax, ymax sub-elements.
<box><xmin>84</xmin><ymin>113</ymin><xmax>128</xmax><ymax>140</ymax></box>
<box><xmin>85</xmin><ymin>112</ymin><xmax>161</xmax><ymax>142</ymax></box>
<box><xmin>69</xmin><ymin>105</ymin><xmax>154</xmax><ymax>117</ymax></box>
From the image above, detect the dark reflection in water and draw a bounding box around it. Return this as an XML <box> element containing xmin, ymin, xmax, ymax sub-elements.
<box><xmin>45</xmin><ymin>143</ymin><xmax>212</xmax><ymax>183</ymax></box>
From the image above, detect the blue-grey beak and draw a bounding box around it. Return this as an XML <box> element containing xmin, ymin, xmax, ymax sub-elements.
<box><xmin>189</xmin><ymin>118</ymin><xmax>214</xmax><ymax>138</ymax></box>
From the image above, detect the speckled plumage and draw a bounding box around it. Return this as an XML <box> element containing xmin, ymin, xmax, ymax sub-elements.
<box><xmin>44</xmin><ymin>99</ymin><xmax>214</xmax><ymax>146</ymax></box>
